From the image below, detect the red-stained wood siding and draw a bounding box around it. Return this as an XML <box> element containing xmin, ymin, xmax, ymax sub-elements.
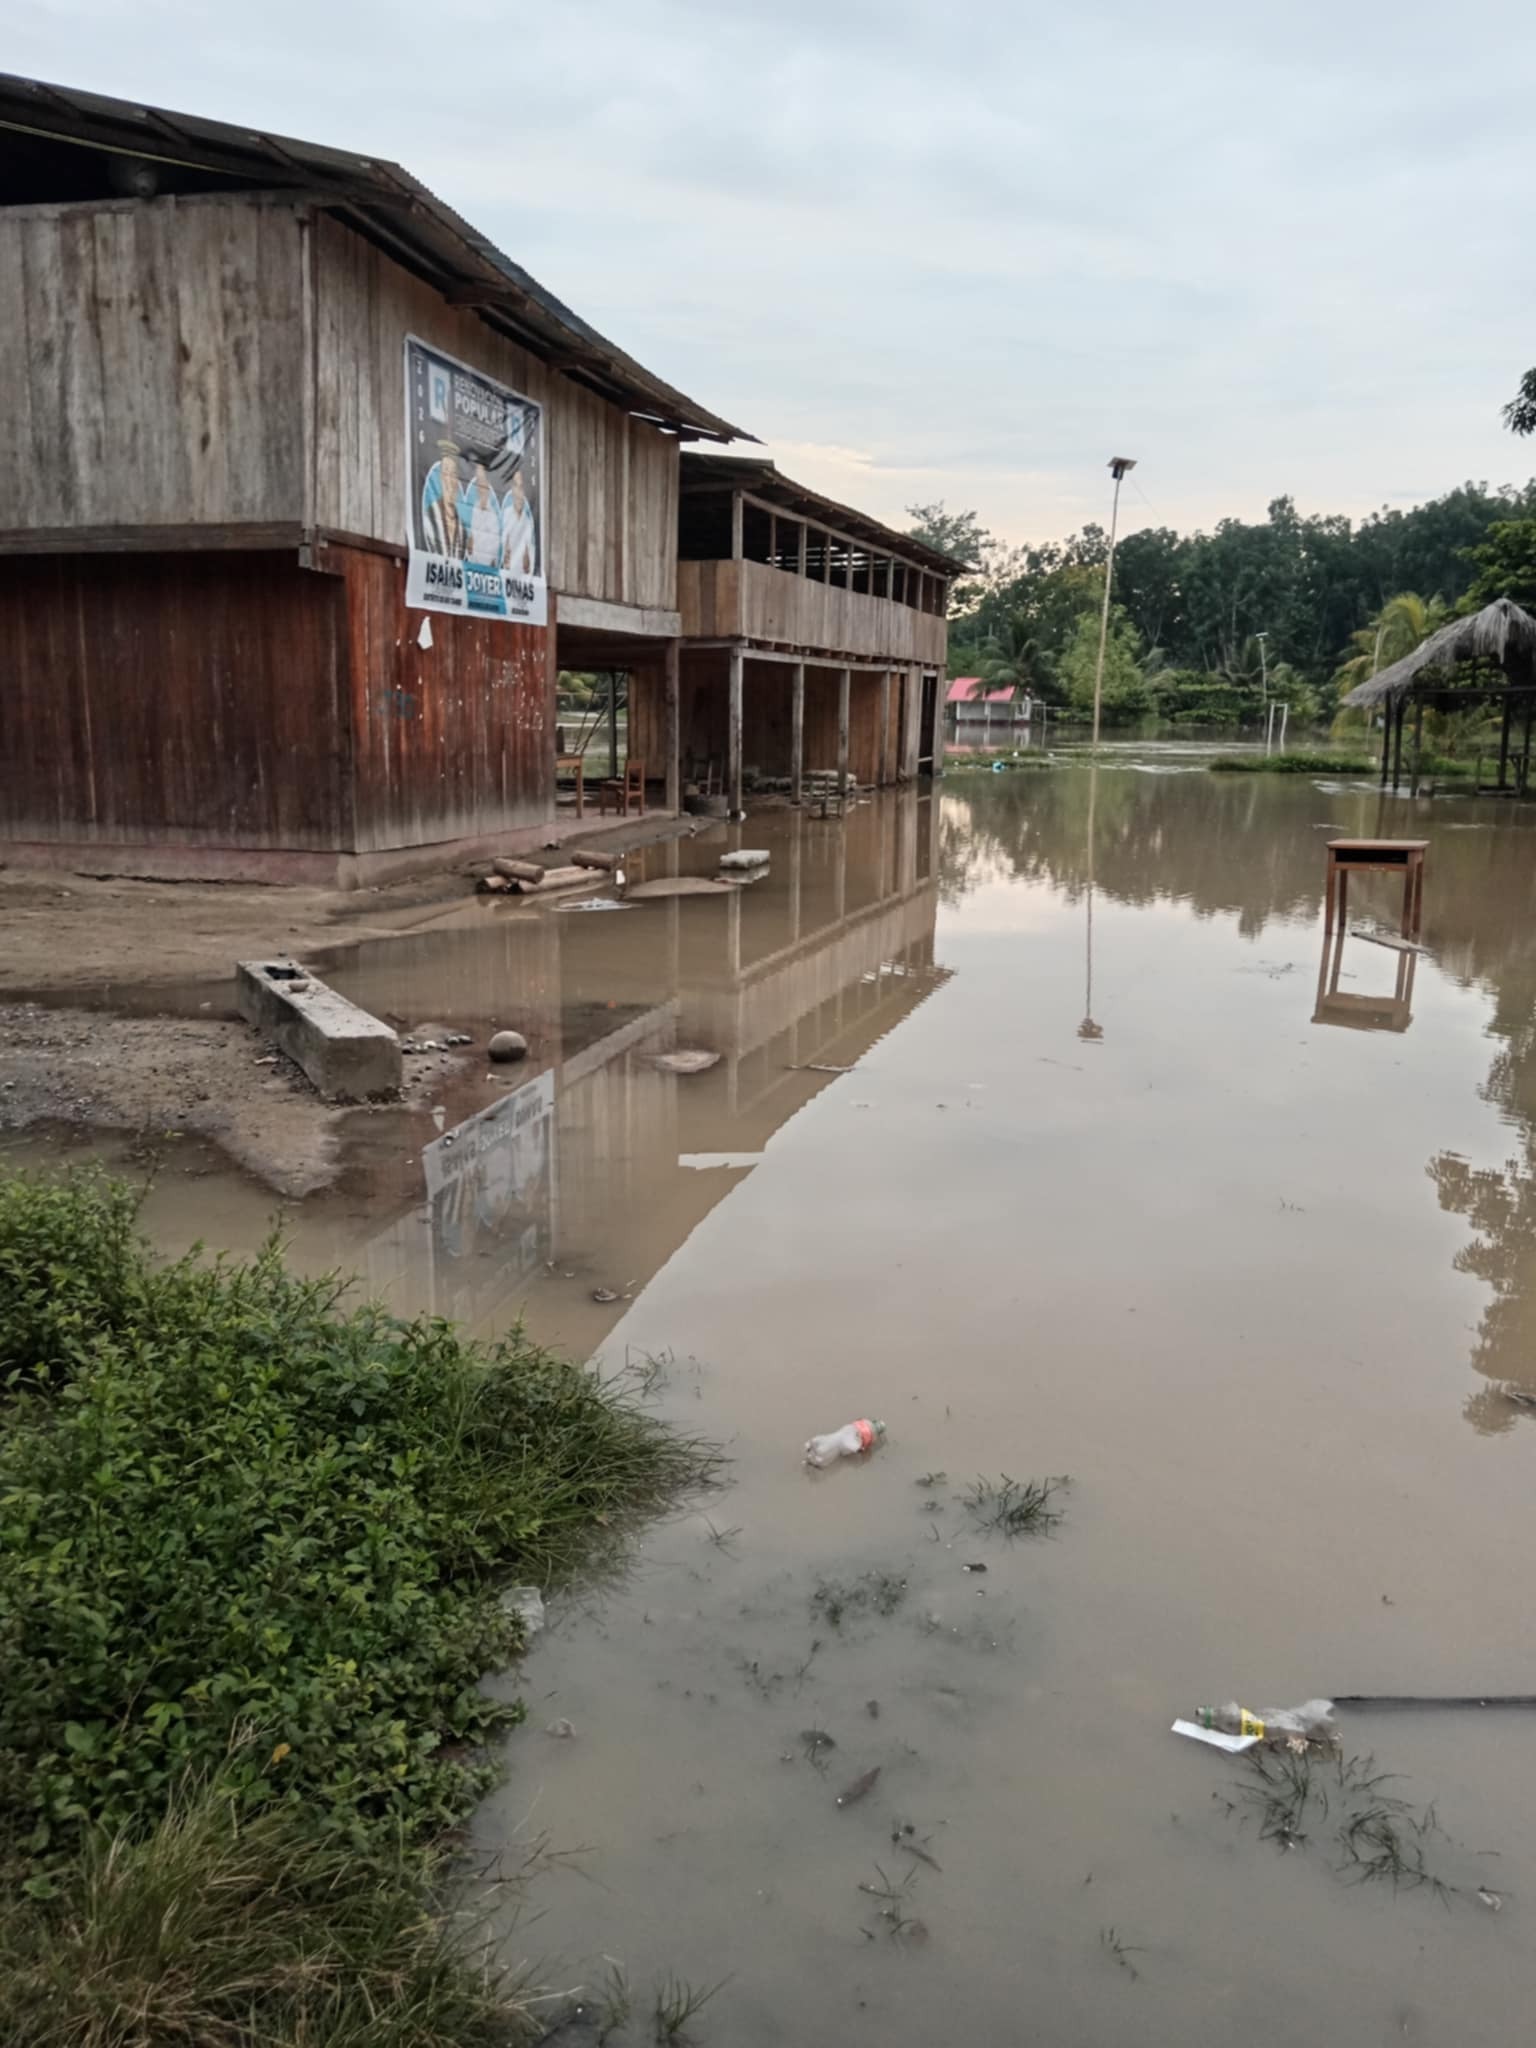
<box><xmin>0</xmin><ymin>550</ymin><xmax>348</xmax><ymax>849</ymax></box>
<box><xmin>339</xmin><ymin>545</ymin><xmax>552</xmax><ymax>852</ymax></box>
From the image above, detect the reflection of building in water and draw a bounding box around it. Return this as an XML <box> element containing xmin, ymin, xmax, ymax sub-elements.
<box><xmin>1312</xmin><ymin>931</ymin><xmax>1417</xmax><ymax>1034</ymax></box>
<box><xmin>347</xmin><ymin>793</ymin><xmax>947</xmax><ymax>1342</ymax></box>
<box><xmin>422</xmin><ymin>1071</ymin><xmax>556</xmax><ymax>1291</ymax></box>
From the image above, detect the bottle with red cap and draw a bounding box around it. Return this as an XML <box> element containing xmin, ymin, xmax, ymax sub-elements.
<box><xmin>803</xmin><ymin>1418</ymin><xmax>887</xmax><ymax>1467</ymax></box>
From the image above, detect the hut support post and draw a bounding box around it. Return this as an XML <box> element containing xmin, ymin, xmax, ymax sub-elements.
<box><xmin>1410</xmin><ymin>696</ymin><xmax>1424</xmax><ymax>797</ymax></box>
<box><xmin>838</xmin><ymin>668</ymin><xmax>851</xmax><ymax>796</ymax></box>
<box><xmin>608</xmin><ymin>672</ymin><xmax>620</xmax><ymax>780</ymax></box>
<box><xmin>1499</xmin><ymin>693</ymin><xmax>1513</xmax><ymax>792</ymax></box>
<box><xmin>790</xmin><ymin>662</ymin><xmax>805</xmax><ymax>805</ymax></box>
<box><xmin>1392</xmin><ymin>697</ymin><xmax>1406</xmax><ymax>792</ymax></box>
<box><xmin>1379</xmin><ymin>708</ymin><xmax>1392</xmax><ymax>787</ymax></box>
<box><xmin>1521</xmin><ymin>694</ymin><xmax>1534</xmax><ymax>796</ymax></box>
<box><xmin>728</xmin><ymin>646</ymin><xmax>744</xmax><ymax>817</ymax></box>
<box><xmin>663</xmin><ymin>637</ymin><xmax>681</xmax><ymax>815</ymax></box>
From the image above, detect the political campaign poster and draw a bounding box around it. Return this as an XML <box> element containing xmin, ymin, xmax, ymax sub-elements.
<box><xmin>403</xmin><ymin>335</ymin><xmax>546</xmax><ymax>625</ymax></box>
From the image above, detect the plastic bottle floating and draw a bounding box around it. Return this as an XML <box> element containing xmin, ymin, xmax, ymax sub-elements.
<box><xmin>804</xmin><ymin>1419</ymin><xmax>887</xmax><ymax>1468</ymax></box>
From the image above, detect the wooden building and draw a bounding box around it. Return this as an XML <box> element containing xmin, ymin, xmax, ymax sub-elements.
<box><xmin>631</xmin><ymin>454</ymin><xmax>959</xmax><ymax>814</ymax></box>
<box><xmin>0</xmin><ymin>74</ymin><xmax>744</xmax><ymax>883</ymax></box>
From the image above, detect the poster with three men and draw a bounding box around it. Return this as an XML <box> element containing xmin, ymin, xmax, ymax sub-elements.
<box><xmin>404</xmin><ymin>335</ymin><xmax>546</xmax><ymax>625</ymax></box>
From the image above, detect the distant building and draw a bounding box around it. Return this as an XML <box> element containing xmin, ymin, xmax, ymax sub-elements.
<box><xmin>946</xmin><ymin>677</ymin><xmax>1032</xmax><ymax>740</ymax></box>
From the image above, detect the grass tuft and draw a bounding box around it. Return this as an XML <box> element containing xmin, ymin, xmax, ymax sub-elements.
<box><xmin>963</xmin><ymin>1473</ymin><xmax>1069</xmax><ymax>1538</ymax></box>
<box><xmin>651</xmin><ymin>1972</ymin><xmax>729</xmax><ymax>2042</ymax></box>
<box><xmin>0</xmin><ymin>1778</ymin><xmax>534</xmax><ymax>2045</ymax></box>
<box><xmin>1222</xmin><ymin>1748</ymin><xmax>1470</xmax><ymax>1901</ymax></box>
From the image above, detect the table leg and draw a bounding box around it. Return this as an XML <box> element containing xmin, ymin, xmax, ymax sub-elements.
<box><xmin>1337</xmin><ymin>866</ymin><xmax>1349</xmax><ymax>931</ymax></box>
<box><xmin>575</xmin><ymin>763</ymin><xmax>584</xmax><ymax>819</ymax></box>
<box><xmin>1324</xmin><ymin>857</ymin><xmax>1336</xmax><ymax>935</ymax></box>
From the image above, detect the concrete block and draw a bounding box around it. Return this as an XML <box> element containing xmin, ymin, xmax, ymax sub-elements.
<box><xmin>236</xmin><ymin>959</ymin><xmax>401</xmax><ymax>1100</ymax></box>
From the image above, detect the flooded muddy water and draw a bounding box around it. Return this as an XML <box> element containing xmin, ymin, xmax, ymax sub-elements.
<box><xmin>15</xmin><ymin>767</ymin><xmax>1536</xmax><ymax>2043</ymax></box>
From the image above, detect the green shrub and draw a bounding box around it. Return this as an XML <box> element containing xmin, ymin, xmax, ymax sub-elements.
<box><xmin>0</xmin><ymin>1173</ymin><xmax>710</xmax><ymax>1875</ymax></box>
<box><xmin>0</xmin><ymin>1170</ymin><xmax>150</xmax><ymax>1390</ymax></box>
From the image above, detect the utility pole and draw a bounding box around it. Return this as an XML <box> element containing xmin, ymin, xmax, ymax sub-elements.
<box><xmin>1091</xmin><ymin>457</ymin><xmax>1136</xmax><ymax>751</ymax></box>
<box><xmin>1257</xmin><ymin>630</ymin><xmax>1269</xmax><ymax>707</ymax></box>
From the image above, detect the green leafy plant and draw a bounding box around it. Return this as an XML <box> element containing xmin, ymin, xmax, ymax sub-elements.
<box><xmin>0</xmin><ymin>1170</ymin><xmax>717</xmax><ymax>2040</ymax></box>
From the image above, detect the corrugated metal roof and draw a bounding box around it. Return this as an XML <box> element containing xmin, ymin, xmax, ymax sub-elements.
<box><xmin>0</xmin><ymin>71</ymin><xmax>750</xmax><ymax>444</ymax></box>
<box><xmin>946</xmin><ymin>677</ymin><xmax>1017</xmax><ymax>704</ymax></box>
<box><xmin>681</xmin><ymin>451</ymin><xmax>972</xmax><ymax>577</ymax></box>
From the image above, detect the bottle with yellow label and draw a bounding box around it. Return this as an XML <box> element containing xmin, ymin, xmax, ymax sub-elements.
<box><xmin>1194</xmin><ymin>1699</ymin><xmax>1339</xmax><ymax>1747</ymax></box>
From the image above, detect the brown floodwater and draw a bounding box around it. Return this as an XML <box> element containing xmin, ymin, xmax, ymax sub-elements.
<box><xmin>13</xmin><ymin>764</ymin><xmax>1536</xmax><ymax>2044</ymax></box>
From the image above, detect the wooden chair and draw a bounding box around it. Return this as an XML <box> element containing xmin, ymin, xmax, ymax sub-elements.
<box><xmin>598</xmin><ymin>758</ymin><xmax>645</xmax><ymax>817</ymax></box>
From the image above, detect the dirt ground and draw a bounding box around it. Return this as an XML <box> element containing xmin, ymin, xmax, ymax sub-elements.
<box><xmin>0</xmin><ymin>1002</ymin><xmax>469</xmax><ymax>1197</ymax></box>
<box><xmin>0</xmin><ymin>815</ymin><xmax>688</xmax><ymax>1188</ymax></box>
<box><xmin>0</xmin><ymin>812</ymin><xmax>690</xmax><ymax>996</ymax></box>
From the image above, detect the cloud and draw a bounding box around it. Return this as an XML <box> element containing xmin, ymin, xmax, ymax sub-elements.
<box><xmin>8</xmin><ymin>0</ymin><xmax>1535</xmax><ymax>543</ymax></box>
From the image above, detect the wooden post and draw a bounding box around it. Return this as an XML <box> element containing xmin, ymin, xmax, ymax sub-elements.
<box><xmin>797</xmin><ymin>521</ymin><xmax>807</xmax><ymax>579</ymax></box>
<box><xmin>1521</xmin><ymin>692</ymin><xmax>1534</xmax><ymax>796</ymax></box>
<box><xmin>1379</xmin><ymin>708</ymin><xmax>1392</xmax><ymax>786</ymax></box>
<box><xmin>607</xmin><ymin>671</ymin><xmax>620</xmax><ymax>780</ymax></box>
<box><xmin>1498</xmin><ymin>691</ymin><xmax>1513</xmax><ymax>791</ymax></box>
<box><xmin>837</xmin><ymin>667</ymin><xmax>851</xmax><ymax>795</ymax></box>
<box><xmin>663</xmin><ymin>637</ymin><xmax>681</xmax><ymax>816</ymax></box>
<box><xmin>790</xmin><ymin>661</ymin><xmax>805</xmax><ymax>805</ymax></box>
<box><xmin>728</xmin><ymin>646</ymin><xmax>744</xmax><ymax>816</ymax></box>
<box><xmin>1410</xmin><ymin>696</ymin><xmax>1424</xmax><ymax>797</ymax></box>
<box><xmin>731</xmin><ymin>491</ymin><xmax>743</xmax><ymax>562</ymax></box>
<box><xmin>880</xmin><ymin>671</ymin><xmax>893</xmax><ymax>786</ymax></box>
<box><xmin>1392</xmin><ymin>698</ymin><xmax>1405</xmax><ymax>792</ymax></box>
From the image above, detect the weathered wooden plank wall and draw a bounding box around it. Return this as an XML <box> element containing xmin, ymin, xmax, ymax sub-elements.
<box><xmin>0</xmin><ymin>550</ymin><xmax>346</xmax><ymax>847</ymax></box>
<box><xmin>0</xmin><ymin>196</ymin><xmax>307</xmax><ymax>533</ymax></box>
<box><xmin>338</xmin><ymin>546</ymin><xmax>552</xmax><ymax>851</ymax></box>
<box><xmin>677</xmin><ymin>558</ymin><xmax>947</xmax><ymax>665</ymax></box>
<box><xmin>311</xmin><ymin>217</ymin><xmax>677</xmax><ymax>609</ymax></box>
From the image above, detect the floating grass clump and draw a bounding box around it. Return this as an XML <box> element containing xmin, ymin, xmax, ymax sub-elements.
<box><xmin>1220</xmin><ymin>1747</ymin><xmax>1477</xmax><ymax>1903</ymax></box>
<box><xmin>1208</xmin><ymin>752</ymin><xmax>1375</xmax><ymax>775</ymax></box>
<box><xmin>963</xmin><ymin>1473</ymin><xmax>1069</xmax><ymax>1538</ymax></box>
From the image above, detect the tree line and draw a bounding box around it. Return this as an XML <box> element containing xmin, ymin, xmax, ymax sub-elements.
<box><xmin>910</xmin><ymin>477</ymin><xmax>1536</xmax><ymax>729</ymax></box>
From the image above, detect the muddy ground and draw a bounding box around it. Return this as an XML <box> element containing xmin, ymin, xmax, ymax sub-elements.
<box><xmin>0</xmin><ymin>815</ymin><xmax>688</xmax><ymax>1189</ymax></box>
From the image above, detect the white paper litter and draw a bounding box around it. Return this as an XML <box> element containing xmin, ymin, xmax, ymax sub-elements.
<box><xmin>1171</xmin><ymin>1718</ymin><xmax>1259</xmax><ymax>1754</ymax></box>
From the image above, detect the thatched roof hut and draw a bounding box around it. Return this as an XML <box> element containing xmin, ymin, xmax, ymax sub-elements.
<box><xmin>1342</xmin><ymin>598</ymin><xmax>1536</xmax><ymax>709</ymax></box>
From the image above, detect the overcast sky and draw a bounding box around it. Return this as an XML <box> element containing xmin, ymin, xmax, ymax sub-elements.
<box><xmin>10</xmin><ymin>0</ymin><xmax>1534</xmax><ymax>545</ymax></box>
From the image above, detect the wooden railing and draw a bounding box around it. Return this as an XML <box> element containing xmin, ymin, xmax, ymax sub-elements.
<box><xmin>678</xmin><ymin>558</ymin><xmax>947</xmax><ymax>666</ymax></box>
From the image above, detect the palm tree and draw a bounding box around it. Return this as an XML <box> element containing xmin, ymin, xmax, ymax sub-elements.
<box><xmin>973</xmin><ymin>615</ymin><xmax>1042</xmax><ymax>702</ymax></box>
<box><xmin>1334</xmin><ymin>592</ymin><xmax>1447</xmax><ymax>699</ymax></box>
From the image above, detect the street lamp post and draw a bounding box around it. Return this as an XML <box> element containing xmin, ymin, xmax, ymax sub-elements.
<box><xmin>1091</xmin><ymin>457</ymin><xmax>1137</xmax><ymax>752</ymax></box>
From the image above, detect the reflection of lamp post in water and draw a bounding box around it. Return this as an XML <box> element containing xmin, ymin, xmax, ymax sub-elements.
<box><xmin>1078</xmin><ymin>759</ymin><xmax>1104</xmax><ymax>1041</ymax></box>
